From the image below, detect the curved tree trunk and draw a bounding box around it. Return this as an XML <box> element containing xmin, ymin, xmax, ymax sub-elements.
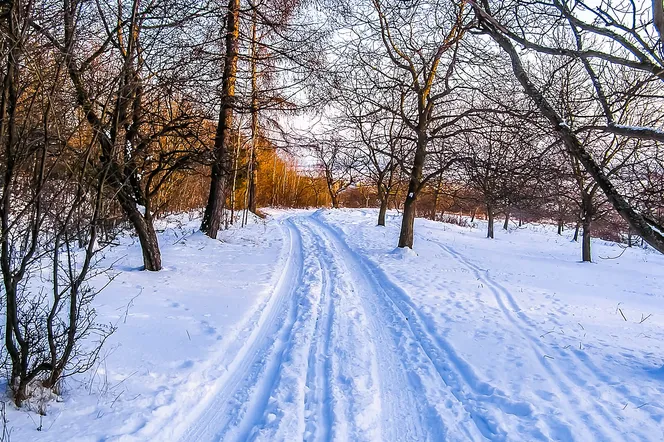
<box><xmin>120</xmin><ymin>199</ymin><xmax>161</xmax><ymax>271</ymax></box>
<box><xmin>503</xmin><ymin>211</ymin><xmax>510</xmax><ymax>230</ymax></box>
<box><xmin>1</xmin><ymin>2</ymin><xmax>29</xmax><ymax>403</ymax></box>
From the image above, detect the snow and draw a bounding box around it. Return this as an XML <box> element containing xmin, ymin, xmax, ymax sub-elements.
<box><xmin>610</xmin><ymin>123</ymin><xmax>664</xmax><ymax>137</ymax></box>
<box><xmin>7</xmin><ymin>209</ymin><xmax>664</xmax><ymax>441</ymax></box>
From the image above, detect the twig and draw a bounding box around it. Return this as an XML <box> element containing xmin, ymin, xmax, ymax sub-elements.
<box><xmin>47</xmin><ymin>411</ymin><xmax>62</xmax><ymax>431</ymax></box>
<box><xmin>110</xmin><ymin>370</ymin><xmax>138</xmax><ymax>390</ymax></box>
<box><xmin>599</xmin><ymin>246</ymin><xmax>628</xmax><ymax>260</ymax></box>
<box><xmin>110</xmin><ymin>391</ymin><xmax>124</xmax><ymax>408</ymax></box>
<box><xmin>122</xmin><ymin>289</ymin><xmax>142</xmax><ymax>324</ymax></box>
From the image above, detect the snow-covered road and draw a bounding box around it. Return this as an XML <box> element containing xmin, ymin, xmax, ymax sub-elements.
<box><xmin>11</xmin><ymin>209</ymin><xmax>664</xmax><ymax>441</ymax></box>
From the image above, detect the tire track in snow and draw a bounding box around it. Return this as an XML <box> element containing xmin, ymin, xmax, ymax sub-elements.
<box><xmin>130</xmin><ymin>218</ymin><xmax>301</xmax><ymax>442</ymax></box>
<box><xmin>305</xmin><ymin>214</ymin><xmax>503</xmax><ymax>441</ymax></box>
<box><xmin>295</xmin><ymin>217</ymin><xmax>384</xmax><ymax>442</ymax></box>
<box><xmin>299</xmin><ymin>219</ymin><xmax>335</xmax><ymax>442</ymax></box>
<box><xmin>311</xmin><ymin>215</ymin><xmax>555</xmax><ymax>440</ymax></box>
<box><xmin>172</xmin><ymin>215</ymin><xmax>382</xmax><ymax>442</ymax></box>
<box><xmin>421</xmin><ymin>234</ymin><xmax>633</xmax><ymax>441</ymax></box>
<box><xmin>301</xmin><ymin>218</ymin><xmax>450</xmax><ymax>441</ymax></box>
<box><xmin>233</xmin><ymin>219</ymin><xmax>339</xmax><ymax>442</ymax></box>
<box><xmin>170</xmin><ymin>219</ymin><xmax>313</xmax><ymax>442</ymax></box>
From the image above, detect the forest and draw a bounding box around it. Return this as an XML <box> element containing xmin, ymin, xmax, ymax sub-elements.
<box><xmin>1</xmin><ymin>0</ymin><xmax>664</xmax><ymax>437</ymax></box>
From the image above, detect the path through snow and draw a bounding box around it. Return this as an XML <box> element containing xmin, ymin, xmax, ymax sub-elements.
<box><xmin>10</xmin><ymin>210</ymin><xmax>664</xmax><ymax>441</ymax></box>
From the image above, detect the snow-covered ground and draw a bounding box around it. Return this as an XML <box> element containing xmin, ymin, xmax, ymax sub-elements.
<box><xmin>7</xmin><ymin>209</ymin><xmax>664</xmax><ymax>441</ymax></box>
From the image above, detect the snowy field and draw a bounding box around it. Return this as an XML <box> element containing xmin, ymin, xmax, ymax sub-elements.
<box><xmin>7</xmin><ymin>209</ymin><xmax>664</xmax><ymax>441</ymax></box>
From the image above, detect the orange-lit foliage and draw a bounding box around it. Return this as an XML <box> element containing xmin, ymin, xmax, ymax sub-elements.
<box><xmin>155</xmin><ymin>133</ymin><xmax>336</xmax><ymax>214</ymax></box>
<box><xmin>252</xmin><ymin>144</ymin><xmax>333</xmax><ymax>208</ymax></box>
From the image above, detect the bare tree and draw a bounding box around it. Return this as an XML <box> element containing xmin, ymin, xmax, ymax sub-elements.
<box><xmin>308</xmin><ymin>137</ymin><xmax>355</xmax><ymax>208</ymax></box>
<box><xmin>355</xmin><ymin>115</ymin><xmax>402</xmax><ymax>226</ymax></box>
<box><xmin>327</xmin><ymin>0</ymin><xmax>470</xmax><ymax>247</ymax></box>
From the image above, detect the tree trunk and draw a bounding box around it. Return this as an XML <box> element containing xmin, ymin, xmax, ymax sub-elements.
<box><xmin>557</xmin><ymin>219</ymin><xmax>563</xmax><ymax>235</ymax></box>
<box><xmin>270</xmin><ymin>152</ymin><xmax>277</xmax><ymax>206</ymax></box>
<box><xmin>487</xmin><ymin>204</ymin><xmax>495</xmax><ymax>239</ymax></box>
<box><xmin>201</xmin><ymin>0</ymin><xmax>240</xmax><ymax>237</ymax></box>
<box><xmin>470</xmin><ymin>208</ymin><xmax>476</xmax><ymax>223</ymax></box>
<box><xmin>122</xmin><ymin>202</ymin><xmax>161</xmax><ymax>271</ymax></box>
<box><xmin>398</xmin><ymin>131</ymin><xmax>426</xmax><ymax>248</ymax></box>
<box><xmin>430</xmin><ymin>178</ymin><xmax>441</xmax><ymax>220</ymax></box>
<box><xmin>1</xmin><ymin>4</ymin><xmax>22</xmax><ymax>403</ymax></box>
<box><xmin>331</xmin><ymin>193</ymin><xmax>339</xmax><ymax>209</ymax></box>
<box><xmin>247</xmin><ymin>6</ymin><xmax>258</xmax><ymax>214</ymax></box>
<box><xmin>573</xmin><ymin>222</ymin><xmax>580</xmax><ymax>242</ymax></box>
<box><xmin>399</xmin><ymin>196</ymin><xmax>417</xmax><ymax>247</ymax></box>
<box><xmin>503</xmin><ymin>211</ymin><xmax>510</xmax><ymax>230</ymax></box>
<box><xmin>580</xmin><ymin>193</ymin><xmax>593</xmax><ymax>262</ymax></box>
<box><xmin>378</xmin><ymin>192</ymin><xmax>388</xmax><ymax>226</ymax></box>
<box><xmin>582</xmin><ymin>219</ymin><xmax>592</xmax><ymax>262</ymax></box>
<box><xmin>229</xmin><ymin>129</ymin><xmax>242</xmax><ymax>226</ymax></box>
<box><xmin>246</xmin><ymin>147</ymin><xmax>257</xmax><ymax>213</ymax></box>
